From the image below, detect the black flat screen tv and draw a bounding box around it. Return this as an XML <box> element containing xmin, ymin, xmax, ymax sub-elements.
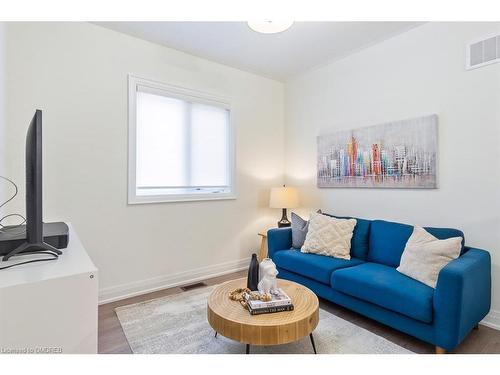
<box><xmin>2</xmin><ymin>110</ymin><xmax>62</xmax><ymax>261</ymax></box>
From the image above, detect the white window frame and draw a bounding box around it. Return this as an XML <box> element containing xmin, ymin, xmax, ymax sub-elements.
<box><xmin>128</xmin><ymin>74</ymin><xmax>236</xmax><ymax>204</ymax></box>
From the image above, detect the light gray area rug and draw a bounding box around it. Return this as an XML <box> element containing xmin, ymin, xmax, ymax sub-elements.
<box><xmin>115</xmin><ymin>286</ymin><xmax>413</xmax><ymax>354</ymax></box>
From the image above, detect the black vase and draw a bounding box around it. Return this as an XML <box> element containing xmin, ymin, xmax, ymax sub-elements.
<box><xmin>247</xmin><ymin>253</ymin><xmax>259</xmax><ymax>291</ymax></box>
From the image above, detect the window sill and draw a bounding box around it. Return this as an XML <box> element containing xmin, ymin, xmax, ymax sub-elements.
<box><xmin>128</xmin><ymin>193</ymin><xmax>237</xmax><ymax>205</ymax></box>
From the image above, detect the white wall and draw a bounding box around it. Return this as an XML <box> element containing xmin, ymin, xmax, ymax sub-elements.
<box><xmin>5</xmin><ymin>21</ymin><xmax>500</xmax><ymax>327</ymax></box>
<box><xmin>285</xmin><ymin>22</ymin><xmax>500</xmax><ymax>323</ymax></box>
<box><xmin>0</xmin><ymin>23</ymin><xmax>6</xmax><ymax>198</ymax></box>
<box><xmin>4</xmin><ymin>22</ymin><xmax>285</xmax><ymax>302</ymax></box>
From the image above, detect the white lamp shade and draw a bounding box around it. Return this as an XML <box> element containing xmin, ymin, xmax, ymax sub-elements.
<box><xmin>269</xmin><ymin>187</ymin><xmax>299</xmax><ymax>209</ymax></box>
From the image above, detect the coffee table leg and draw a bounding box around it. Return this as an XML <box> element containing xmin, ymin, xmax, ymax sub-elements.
<box><xmin>310</xmin><ymin>333</ymin><xmax>317</xmax><ymax>354</ymax></box>
<box><xmin>214</xmin><ymin>331</ymin><xmax>217</xmax><ymax>338</ymax></box>
<box><xmin>246</xmin><ymin>344</ymin><xmax>250</xmax><ymax>354</ymax></box>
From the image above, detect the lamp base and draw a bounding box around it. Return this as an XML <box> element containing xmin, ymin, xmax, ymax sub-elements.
<box><xmin>277</xmin><ymin>208</ymin><xmax>291</xmax><ymax>228</ymax></box>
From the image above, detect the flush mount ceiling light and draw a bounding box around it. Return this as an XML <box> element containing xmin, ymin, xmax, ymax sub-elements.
<box><xmin>247</xmin><ymin>21</ymin><xmax>294</xmax><ymax>34</ymax></box>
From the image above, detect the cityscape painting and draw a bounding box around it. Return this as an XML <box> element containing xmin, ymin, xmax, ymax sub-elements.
<box><xmin>317</xmin><ymin>115</ymin><xmax>438</xmax><ymax>188</ymax></box>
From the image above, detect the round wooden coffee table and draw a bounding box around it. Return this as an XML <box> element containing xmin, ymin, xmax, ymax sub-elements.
<box><xmin>207</xmin><ymin>277</ymin><xmax>319</xmax><ymax>354</ymax></box>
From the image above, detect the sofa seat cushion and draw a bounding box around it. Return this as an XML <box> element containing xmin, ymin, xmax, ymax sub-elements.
<box><xmin>331</xmin><ymin>262</ymin><xmax>434</xmax><ymax>323</ymax></box>
<box><xmin>274</xmin><ymin>249</ymin><xmax>364</xmax><ymax>285</ymax></box>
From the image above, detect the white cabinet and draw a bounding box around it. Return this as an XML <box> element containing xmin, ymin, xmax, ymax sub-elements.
<box><xmin>0</xmin><ymin>224</ymin><xmax>98</xmax><ymax>354</ymax></box>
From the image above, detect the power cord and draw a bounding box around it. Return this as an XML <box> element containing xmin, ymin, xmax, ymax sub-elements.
<box><xmin>0</xmin><ymin>175</ymin><xmax>59</xmax><ymax>270</ymax></box>
<box><xmin>0</xmin><ymin>251</ymin><xmax>59</xmax><ymax>270</ymax></box>
<box><xmin>0</xmin><ymin>175</ymin><xmax>27</xmax><ymax>235</ymax></box>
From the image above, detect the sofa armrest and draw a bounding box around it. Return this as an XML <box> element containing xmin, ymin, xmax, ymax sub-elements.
<box><xmin>433</xmin><ymin>247</ymin><xmax>491</xmax><ymax>350</ymax></box>
<box><xmin>267</xmin><ymin>227</ymin><xmax>292</xmax><ymax>259</ymax></box>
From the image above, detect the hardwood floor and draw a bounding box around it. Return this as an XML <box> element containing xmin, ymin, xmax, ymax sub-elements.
<box><xmin>99</xmin><ymin>270</ymin><xmax>500</xmax><ymax>354</ymax></box>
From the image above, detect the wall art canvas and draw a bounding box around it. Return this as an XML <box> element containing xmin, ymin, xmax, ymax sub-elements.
<box><xmin>317</xmin><ymin>115</ymin><xmax>438</xmax><ymax>188</ymax></box>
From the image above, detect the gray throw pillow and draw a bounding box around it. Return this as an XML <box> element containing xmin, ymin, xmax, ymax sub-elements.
<box><xmin>291</xmin><ymin>212</ymin><xmax>308</xmax><ymax>248</ymax></box>
<box><xmin>291</xmin><ymin>210</ymin><xmax>322</xmax><ymax>249</ymax></box>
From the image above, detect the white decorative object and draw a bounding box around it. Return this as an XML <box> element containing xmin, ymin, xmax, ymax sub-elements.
<box><xmin>397</xmin><ymin>226</ymin><xmax>462</xmax><ymax>288</ymax></box>
<box><xmin>257</xmin><ymin>259</ymin><xmax>278</xmax><ymax>295</ymax></box>
<box><xmin>258</xmin><ymin>258</ymin><xmax>274</xmax><ymax>283</ymax></box>
<box><xmin>0</xmin><ymin>224</ymin><xmax>98</xmax><ymax>353</ymax></box>
<box><xmin>301</xmin><ymin>212</ymin><xmax>356</xmax><ymax>260</ymax></box>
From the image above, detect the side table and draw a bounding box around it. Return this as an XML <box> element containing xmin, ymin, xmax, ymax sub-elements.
<box><xmin>258</xmin><ymin>231</ymin><xmax>268</xmax><ymax>261</ymax></box>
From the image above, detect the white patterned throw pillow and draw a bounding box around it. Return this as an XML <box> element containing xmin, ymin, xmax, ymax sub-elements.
<box><xmin>397</xmin><ymin>226</ymin><xmax>462</xmax><ymax>288</ymax></box>
<box><xmin>301</xmin><ymin>213</ymin><xmax>356</xmax><ymax>260</ymax></box>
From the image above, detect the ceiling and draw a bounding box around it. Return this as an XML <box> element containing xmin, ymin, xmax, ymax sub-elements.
<box><xmin>95</xmin><ymin>22</ymin><xmax>423</xmax><ymax>81</ymax></box>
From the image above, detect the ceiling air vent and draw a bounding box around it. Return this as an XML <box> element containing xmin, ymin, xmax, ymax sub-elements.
<box><xmin>466</xmin><ymin>33</ymin><xmax>500</xmax><ymax>70</ymax></box>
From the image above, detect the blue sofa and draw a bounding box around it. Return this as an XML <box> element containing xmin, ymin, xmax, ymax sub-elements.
<box><xmin>267</xmin><ymin>216</ymin><xmax>491</xmax><ymax>353</ymax></box>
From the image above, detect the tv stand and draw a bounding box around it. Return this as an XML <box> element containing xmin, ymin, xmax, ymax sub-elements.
<box><xmin>0</xmin><ymin>222</ymin><xmax>69</xmax><ymax>257</ymax></box>
<box><xmin>2</xmin><ymin>240</ymin><xmax>63</xmax><ymax>261</ymax></box>
<box><xmin>0</xmin><ymin>224</ymin><xmax>97</xmax><ymax>353</ymax></box>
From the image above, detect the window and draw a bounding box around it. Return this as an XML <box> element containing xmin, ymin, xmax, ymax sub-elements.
<box><xmin>128</xmin><ymin>75</ymin><xmax>235</xmax><ymax>203</ymax></box>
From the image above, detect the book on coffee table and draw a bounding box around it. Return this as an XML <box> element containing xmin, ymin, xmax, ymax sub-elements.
<box><xmin>245</xmin><ymin>288</ymin><xmax>293</xmax><ymax>310</ymax></box>
<box><xmin>247</xmin><ymin>303</ymin><xmax>294</xmax><ymax>315</ymax></box>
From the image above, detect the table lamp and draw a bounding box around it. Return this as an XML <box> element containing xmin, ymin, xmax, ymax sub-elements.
<box><xmin>269</xmin><ymin>186</ymin><xmax>299</xmax><ymax>228</ymax></box>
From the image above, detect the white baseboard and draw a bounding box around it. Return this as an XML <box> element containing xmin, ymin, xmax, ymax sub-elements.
<box><xmin>481</xmin><ymin>309</ymin><xmax>500</xmax><ymax>331</ymax></box>
<box><xmin>98</xmin><ymin>257</ymin><xmax>250</xmax><ymax>305</ymax></box>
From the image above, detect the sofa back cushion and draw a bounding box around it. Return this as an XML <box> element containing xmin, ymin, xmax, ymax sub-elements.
<box><xmin>368</xmin><ymin>220</ymin><xmax>465</xmax><ymax>267</ymax></box>
<box><xmin>425</xmin><ymin>227</ymin><xmax>465</xmax><ymax>254</ymax></box>
<box><xmin>323</xmin><ymin>213</ymin><xmax>371</xmax><ymax>260</ymax></box>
